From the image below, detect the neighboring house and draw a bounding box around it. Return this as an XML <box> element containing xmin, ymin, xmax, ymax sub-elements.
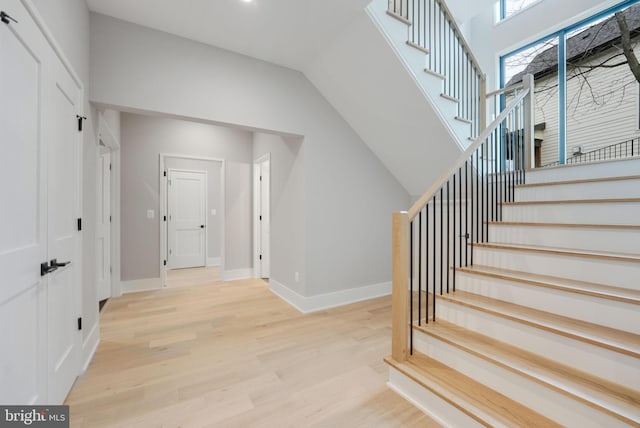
<box><xmin>507</xmin><ymin>4</ymin><xmax>640</xmax><ymax>166</ymax></box>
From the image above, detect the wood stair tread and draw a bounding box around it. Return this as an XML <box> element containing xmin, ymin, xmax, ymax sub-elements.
<box><xmin>517</xmin><ymin>174</ymin><xmax>640</xmax><ymax>188</ymax></box>
<box><xmin>414</xmin><ymin>320</ymin><xmax>640</xmax><ymax>425</ymax></box>
<box><xmin>438</xmin><ymin>290</ymin><xmax>640</xmax><ymax>358</ymax></box>
<box><xmin>489</xmin><ymin>221</ymin><xmax>640</xmax><ymax>231</ymax></box>
<box><xmin>385</xmin><ymin>10</ymin><xmax>412</xmax><ymax>26</ymax></box>
<box><xmin>473</xmin><ymin>241</ymin><xmax>640</xmax><ymax>263</ymax></box>
<box><xmin>504</xmin><ymin>197</ymin><xmax>640</xmax><ymax>205</ymax></box>
<box><xmin>457</xmin><ymin>264</ymin><xmax>640</xmax><ymax>305</ymax></box>
<box><xmin>385</xmin><ymin>352</ymin><xmax>562</xmax><ymax>428</ymax></box>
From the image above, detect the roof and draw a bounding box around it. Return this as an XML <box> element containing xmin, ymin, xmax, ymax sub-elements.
<box><xmin>507</xmin><ymin>4</ymin><xmax>640</xmax><ymax>86</ymax></box>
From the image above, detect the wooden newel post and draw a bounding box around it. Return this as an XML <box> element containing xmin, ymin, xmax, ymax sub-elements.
<box><xmin>392</xmin><ymin>211</ymin><xmax>410</xmax><ymax>362</ymax></box>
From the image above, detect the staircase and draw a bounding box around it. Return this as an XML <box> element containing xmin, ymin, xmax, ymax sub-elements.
<box><xmin>387</xmin><ymin>158</ymin><xmax>640</xmax><ymax>427</ymax></box>
<box><xmin>379</xmin><ymin>0</ymin><xmax>640</xmax><ymax>424</ymax></box>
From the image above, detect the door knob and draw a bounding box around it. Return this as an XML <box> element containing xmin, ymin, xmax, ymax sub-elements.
<box><xmin>200</xmin><ymin>225</ymin><xmax>205</xmax><ymax>228</ymax></box>
<box><xmin>50</xmin><ymin>259</ymin><xmax>71</xmax><ymax>268</ymax></box>
<box><xmin>41</xmin><ymin>262</ymin><xmax>57</xmax><ymax>276</ymax></box>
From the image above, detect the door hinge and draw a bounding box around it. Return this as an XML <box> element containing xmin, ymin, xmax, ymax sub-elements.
<box><xmin>77</xmin><ymin>317</ymin><xmax>82</xmax><ymax>331</ymax></box>
<box><xmin>77</xmin><ymin>218</ymin><xmax>82</xmax><ymax>231</ymax></box>
<box><xmin>260</xmin><ymin>175</ymin><xmax>262</xmax><ymax>181</ymax></box>
<box><xmin>76</xmin><ymin>115</ymin><xmax>87</xmax><ymax>132</ymax></box>
<box><xmin>259</xmin><ymin>254</ymin><xmax>262</xmax><ymax>261</ymax></box>
<box><xmin>164</xmin><ymin>260</ymin><xmax>167</xmax><ymax>266</ymax></box>
<box><xmin>110</xmin><ymin>266</ymin><xmax>113</xmax><ymax>274</ymax></box>
<box><xmin>163</xmin><ymin>215</ymin><xmax>167</xmax><ymax>222</ymax></box>
<box><xmin>164</xmin><ymin>171</ymin><xmax>167</xmax><ymax>177</ymax></box>
<box><xmin>109</xmin><ymin>215</ymin><xmax>112</xmax><ymax>223</ymax></box>
<box><xmin>1</xmin><ymin>11</ymin><xmax>18</xmax><ymax>25</ymax></box>
<box><xmin>109</xmin><ymin>163</ymin><xmax>112</xmax><ymax>171</ymax></box>
<box><xmin>259</xmin><ymin>215</ymin><xmax>262</xmax><ymax>221</ymax></box>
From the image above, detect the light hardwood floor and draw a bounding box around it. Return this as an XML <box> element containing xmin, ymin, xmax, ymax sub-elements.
<box><xmin>66</xmin><ymin>278</ymin><xmax>439</xmax><ymax>427</ymax></box>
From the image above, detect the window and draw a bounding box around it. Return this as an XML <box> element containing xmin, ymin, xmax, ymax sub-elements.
<box><xmin>500</xmin><ymin>0</ymin><xmax>640</xmax><ymax>165</ymax></box>
<box><xmin>500</xmin><ymin>0</ymin><xmax>541</xmax><ymax>20</ymax></box>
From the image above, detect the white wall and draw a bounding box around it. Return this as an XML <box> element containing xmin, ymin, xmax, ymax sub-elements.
<box><xmin>120</xmin><ymin>113</ymin><xmax>253</xmax><ymax>281</ymax></box>
<box><xmin>91</xmin><ymin>13</ymin><xmax>410</xmax><ymax>298</ymax></box>
<box><xmin>468</xmin><ymin>0</ymin><xmax>623</xmax><ymax>89</ymax></box>
<box><xmin>31</xmin><ymin>0</ymin><xmax>99</xmax><ymax>361</ymax></box>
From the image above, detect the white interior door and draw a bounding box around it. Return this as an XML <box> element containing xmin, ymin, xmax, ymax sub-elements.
<box><xmin>47</xmin><ymin>54</ymin><xmax>82</xmax><ymax>404</ymax></box>
<box><xmin>0</xmin><ymin>1</ymin><xmax>49</xmax><ymax>404</ymax></box>
<box><xmin>96</xmin><ymin>150</ymin><xmax>112</xmax><ymax>301</ymax></box>
<box><xmin>168</xmin><ymin>170</ymin><xmax>207</xmax><ymax>269</ymax></box>
<box><xmin>254</xmin><ymin>156</ymin><xmax>270</xmax><ymax>278</ymax></box>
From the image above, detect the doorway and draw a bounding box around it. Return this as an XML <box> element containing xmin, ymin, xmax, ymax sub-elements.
<box><xmin>160</xmin><ymin>155</ymin><xmax>225</xmax><ymax>288</ymax></box>
<box><xmin>96</xmin><ymin>149</ymin><xmax>112</xmax><ymax>302</ymax></box>
<box><xmin>254</xmin><ymin>154</ymin><xmax>271</xmax><ymax>279</ymax></box>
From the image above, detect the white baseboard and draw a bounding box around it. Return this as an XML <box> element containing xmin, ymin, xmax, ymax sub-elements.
<box><xmin>221</xmin><ymin>268</ymin><xmax>253</xmax><ymax>281</ymax></box>
<box><xmin>269</xmin><ymin>279</ymin><xmax>391</xmax><ymax>313</ymax></box>
<box><xmin>121</xmin><ymin>277</ymin><xmax>162</xmax><ymax>293</ymax></box>
<box><xmin>81</xmin><ymin>320</ymin><xmax>100</xmax><ymax>373</ymax></box>
<box><xmin>207</xmin><ymin>257</ymin><xmax>221</xmax><ymax>267</ymax></box>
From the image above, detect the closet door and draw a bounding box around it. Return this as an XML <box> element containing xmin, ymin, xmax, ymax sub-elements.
<box><xmin>0</xmin><ymin>0</ymin><xmax>82</xmax><ymax>404</ymax></box>
<box><xmin>46</xmin><ymin>54</ymin><xmax>82</xmax><ymax>404</ymax></box>
<box><xmin>0</xmin><ymin>0</ymin><xmax>49</xmax><ymax>404</ymax></box>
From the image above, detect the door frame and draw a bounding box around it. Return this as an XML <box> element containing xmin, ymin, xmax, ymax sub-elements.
<box><xmin>159</xmin><ymin>153</ymin><xmax>225</xmax><ymax>288</ymax></box>
<box><xmin>253</xmin><ymin>153</ymin><xmax>271</xmax><ymax>279</ymax></box>
<box><xmin>96</xmin><ymin>112</ymin><xmax>121</xmax><ymax>298</ymax></box>
<box><xmin>166</xmin><ymin>168</ymin><xmax>208</xmax><ymax>270</ymax></box>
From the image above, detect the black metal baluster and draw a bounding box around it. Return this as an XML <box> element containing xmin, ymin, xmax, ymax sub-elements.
<box><xmin>458</xmin><ymin>166</ymin><xmax>462</xmax><ymax>268</ymax></box>
<box><xmin>453</xmin><ymin>173</ymin><xmax>456</xmax><ymax>292</ymax></box>
<box><xmin>440</xmin><ymin>187</ymin><xmax>443</xmax><ymax>295</ymax></box>
<box><xmin>425</xmin><ymin>204</ymin><xmax>429</xmax><ymax>323</ymax></box>
<box><xmin>432</xmin><ymin>195</ymin><xmax>437</xmax><ymax>320</ymax></box>
<box><xmin>470</xmin><ymin>154</ymin><xmax>474</xmax><ymax>266</ymax></box>
<box><xmin>446</xmin><ymin>180</ymin><xmax>450</xmax><ymax>293</ymax></box>
<box><xmin>418</xmin><ymin>211</ymin><xmax>422</xmax><ymax>326</ymax></box>
<box><xmin>465</xmin><ymin>160</ymin><xmax>469</xmax><ymax>266</ymax></box>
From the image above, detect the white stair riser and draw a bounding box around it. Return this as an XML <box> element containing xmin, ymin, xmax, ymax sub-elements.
<box><xmin>414</xmin><ymin>332</ymin><xmax>635</xmax><ymax>428</ymax></box>
<box><xmin>516</xmin><ymin>178</ymin><xmax>640</xmax><ymax>201</ymax></box>
<box><xmin>436</xmin><ymin>300</ymin><xmax>640</xmax><ymax>392</ymax></box>
<box><xmin>502</xmin><ymin>202</ymin><xmax>640</xmax><ymax>225</ymax></box>
<box><xmin>488</xmin><ymin>225</ymin><xmax>640</xmax><ymax>254</ymax></box>
<box><xmin>527</xmin><ymin>158</ymin><xmax>640</xmax><ymax>183</ymax></box>
<box><xmin>387</xmin><ymin>367</ymin><xmax>485</xmax><ymax>428</ymax></box>
<box><xmin>473</xmin><ymin>246</ymin><xmax>640</xmax><ymax>290</ymax></box>
<box><xmin>456</xmin><ymin>271</ymin><xmax>640</xmax><ymax>334</ymax></box>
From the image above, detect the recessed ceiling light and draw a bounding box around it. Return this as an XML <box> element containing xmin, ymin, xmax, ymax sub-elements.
<box><xmin>241</xmin><ymin>0</ymin><xmax>254</xmax><ymax>3</ymax></box>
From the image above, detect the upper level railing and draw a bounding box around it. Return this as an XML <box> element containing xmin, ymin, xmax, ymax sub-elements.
<box><xmin>388</xmin><ymin>0</ymin><xmax>487</xmax><ymax>138</ymax></box>
<box><xmin>542</xmin><ymin>137</ymin><xmax>639</xmax><ymax>168</ymax></box>
<box><xmin>391</xmin><ymin>76</ymin><xmax>534</xmax><ymax>362</ymax></box>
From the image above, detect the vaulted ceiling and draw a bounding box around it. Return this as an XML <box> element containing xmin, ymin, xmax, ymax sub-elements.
<box><xmin>85</xmin><ymin>0</ymin><xmax>493</xmax><ymax>72</ymax></box>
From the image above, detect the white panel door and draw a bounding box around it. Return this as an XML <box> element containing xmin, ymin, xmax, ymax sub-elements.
<box><xmin>168</xmin><ymin>170</ymin><xmax>206</xmax><ymax>269</ymax></box>
<box><xmin>46</xmin><ymin>54</ymin><xmax>82</xmax><ymax>404</ymax></box>
<box><xmin>96</xmin><ymin>151</ymin><xmax>111</xmax><ymax>301</ymax></box>
<box><xmin>258</xmin><ymin>158</ymin><xmax>271</xmax><ymax>278</ymax></box>
<box><xmin>0</xmin><ymin>0</ymin><xmax>49</xmax><ymax>404</ymax></box>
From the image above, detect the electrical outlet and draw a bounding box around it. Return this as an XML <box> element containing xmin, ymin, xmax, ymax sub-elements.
<box><xmin>147</xmin><ymin>209</ymin><xmax>155</xmax><ymax>219</ymax></box>
<box><xmin>211</xmin><ymin>209</ymin><xmax>216</xmax><ymax>216</ymax></box>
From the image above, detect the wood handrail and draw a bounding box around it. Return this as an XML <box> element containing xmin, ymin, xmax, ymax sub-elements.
<box><xmin>486</xmin><ymin>82</ymin><xmax>525</xmax><ymax>98</ymax></box>
<box><xmin>408</xmin><ymin>88</ymin><xmax>530</xmax><ymax>220</ymax></box>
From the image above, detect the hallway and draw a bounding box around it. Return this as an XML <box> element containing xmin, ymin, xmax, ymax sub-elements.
<box><xmin>65</xmin><ymin>278</ymin><xmax>438</xmax><ymax>427</ymax></box>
